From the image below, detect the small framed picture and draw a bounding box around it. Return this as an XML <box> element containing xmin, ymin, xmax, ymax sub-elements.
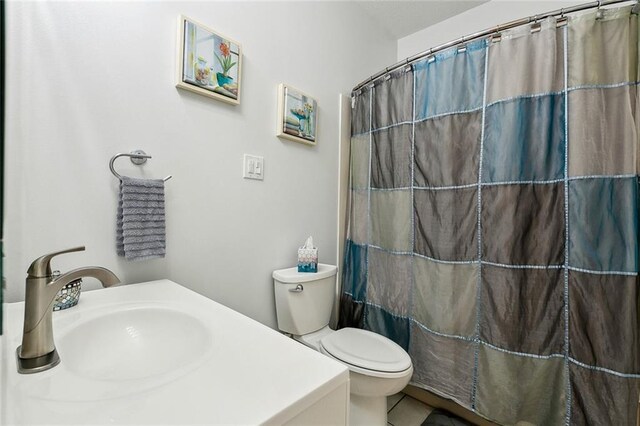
<box><xmin>277</xmin><ymin>84</ymin><xmax>317</xmax><ymax>146</ymax></box>
<box><xmin>176</xmin><ymin>15</ymin><xmax>242</xmax><ymax>105</ymax></box>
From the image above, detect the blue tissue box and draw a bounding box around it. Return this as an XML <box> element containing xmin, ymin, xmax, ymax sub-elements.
<box><xmin>298</xmin><ymin>248</ymin><xmax>318</xmax><ymax>273</ymax></box>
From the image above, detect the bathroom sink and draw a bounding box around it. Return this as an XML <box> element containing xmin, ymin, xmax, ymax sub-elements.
<box><xmin>58</xmin><ymin>306</ymin><xmax>212</xmax><ymax>381</ymax></box>
<box><xmin>1</xmin><ymin>280</ymin><xmax>349</xmax><ymax>425</ymax></box>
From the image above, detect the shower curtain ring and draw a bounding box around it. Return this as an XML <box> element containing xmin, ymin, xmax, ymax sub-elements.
<box><xmin>596</xmin><ymin>1</ymin><xmax>604</xmax><ymax>19</ymax></box>
<box><xmin>557</xmin><ymin>8</ymin><xmax>569</xmax><ymax>27</ymax></box>
<box><xmin>457</xmin><ymin>36</ymin><xmax>467</xmax><ymax>53</ymax></box>
<box><xmin>404</xmin><ymin>58</ymin><xmax>412</xmax><ymax>72</ymax></box>
<box><xmin>492</xmin><ymin>27</ymin><xmax>502</xmax><ymax>43</ymax></box>
<box><xmin>427</xmin><ymin>48</ymin><xmax>435</xmax><ymax>63</ymax></box>
<box><xmin>531</xmin><ymin>14</ymin><xmax>542</xmax><ymax>33</ymax></box>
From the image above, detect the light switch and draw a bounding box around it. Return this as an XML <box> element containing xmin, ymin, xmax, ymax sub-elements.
<box><xmin>243</xmin><ymin>154</ymin><xmax>264</xmax><ymax>180</ymax></box>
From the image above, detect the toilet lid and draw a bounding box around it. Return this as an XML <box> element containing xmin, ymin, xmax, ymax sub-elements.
<box><xmin>320</xmin><ymin>328</ymin><xmax>411</xmax><ymax>373</ymax></box>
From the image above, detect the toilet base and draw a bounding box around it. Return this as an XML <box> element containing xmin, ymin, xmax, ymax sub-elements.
<box><xmin>292</xmin><ymin>328</ymin><xmax>412</xmax><ymax>426</ymax></box>
<box><xmin>350</xmin><ymin>394</ymin><xmax>387</xmax><ymax>426</ymax></box>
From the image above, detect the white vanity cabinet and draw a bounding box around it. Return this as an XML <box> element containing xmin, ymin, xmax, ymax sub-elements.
<box><xmin>1</xmin><ymin>280</ymin><xmax>349</xmax><ymax>425</ymax></box>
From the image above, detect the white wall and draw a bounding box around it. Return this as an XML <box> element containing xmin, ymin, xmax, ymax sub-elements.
<box><xmin>397</xmin><ymin>0</ymin><xmax>583</xmax><ymax>61</ymax></box>
<box><xmin>5</xmin><ymin>1</ymin><xmax>396</xmax><ymax>328</ymax></box>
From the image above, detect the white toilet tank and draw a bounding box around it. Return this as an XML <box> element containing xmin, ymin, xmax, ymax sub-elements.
<box><xmin>273</xmin><ymin>264</ymin><xmax>337</xmax><ymax>335</ymax></box>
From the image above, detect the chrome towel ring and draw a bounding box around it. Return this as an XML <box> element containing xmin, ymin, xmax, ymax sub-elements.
<box><xmin>109</xmin><ymin>150</ymin><xmax>172</xmax><ymax>182</ymax></box>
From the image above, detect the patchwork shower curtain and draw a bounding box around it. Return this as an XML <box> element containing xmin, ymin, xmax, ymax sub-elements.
<box><xmin>340</xmin><ymin>6</ymin><xmax>640</xmax><ymax>425</ymax></box>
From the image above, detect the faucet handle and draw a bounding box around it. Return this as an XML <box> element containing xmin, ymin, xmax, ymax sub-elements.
<box><xmin>27</xmin><ymin>246</ymin><xmax>86</xmax><ymax>278</ymax></box>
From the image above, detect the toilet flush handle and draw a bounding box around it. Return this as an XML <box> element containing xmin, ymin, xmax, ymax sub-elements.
<box><xmin>289</xmin><ymin>284</ymin><xmax>304</xmax><ymax>293</ymax></box>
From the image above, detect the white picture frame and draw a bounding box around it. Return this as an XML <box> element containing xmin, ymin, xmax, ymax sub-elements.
<box><xmin>176</xmin><ymin>15</ymin><xmax>242</xmax><ymax>105</ymax></box>
<box><xmin>277</xmin><ymin>84</ymin><xmax>318</xmax><ymax>146</ymax></box>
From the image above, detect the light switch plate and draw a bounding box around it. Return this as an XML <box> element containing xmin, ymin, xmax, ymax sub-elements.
<box><xmin>243</xmin><ymin>154</ymin><xmax>264</xmax><ymax>180</ymax></box>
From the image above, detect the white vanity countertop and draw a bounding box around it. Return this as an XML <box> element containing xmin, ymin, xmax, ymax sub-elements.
<box><xmin>1</xmin><ymin>280</ymin><xmax>349</xmax><ymax>425</ymax></box>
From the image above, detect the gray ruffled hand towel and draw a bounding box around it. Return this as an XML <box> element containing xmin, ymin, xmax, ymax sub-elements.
<box><xmin>116</xmin><ymin>176</ymin><xmax>166</xmax><ymax>260</ymax></box>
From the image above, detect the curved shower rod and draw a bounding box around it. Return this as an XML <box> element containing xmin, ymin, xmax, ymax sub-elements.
<box><xmin>352</xmin><ymin>0</ymin><xmax>638</xmax><ymax>94</ymax></box>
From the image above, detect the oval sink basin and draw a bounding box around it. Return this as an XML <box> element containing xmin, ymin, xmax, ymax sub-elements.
<box><xmin>58</xmin><ymin>306</ymin><xmax>212</xmax><ymax>381</ymax></box>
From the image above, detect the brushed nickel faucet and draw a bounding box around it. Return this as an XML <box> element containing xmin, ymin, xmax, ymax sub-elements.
<box><xmin>16</xmin><ymin>246</ymin><xmax>120</xmax><ymax>374</ymax></box>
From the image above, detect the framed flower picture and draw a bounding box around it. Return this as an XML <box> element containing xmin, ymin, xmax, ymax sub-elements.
<box><xmin>277</xmin><ymin>84</ymin><xmax>317</xmax><ymax>146</ymax></box>
<box><xmin>176</xmin><ymin>15</ymin><xmax>242</xmax><ymax>105</ymax></box>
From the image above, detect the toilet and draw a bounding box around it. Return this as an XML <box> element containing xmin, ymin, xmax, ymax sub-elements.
<box><xmin>273</xmin><ymin>264</ymin><xmax>413</xmax><ymax>425</ymax></box>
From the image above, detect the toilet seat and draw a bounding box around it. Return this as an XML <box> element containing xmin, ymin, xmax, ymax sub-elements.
<box><xmin>319</xmin><ymin>328</ymin><xmax>412</xmax><ymax>378</ymax></box>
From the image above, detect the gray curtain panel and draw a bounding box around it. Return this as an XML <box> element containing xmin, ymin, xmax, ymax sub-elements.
<box><xmin>340</xmin><ymin>6</ymin><xmax>640</xmax><ymax>425</ymax></box>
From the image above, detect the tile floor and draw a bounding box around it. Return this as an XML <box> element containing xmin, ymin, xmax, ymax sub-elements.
<box><xmin>387</xmin><ymin>392</ymin><xmax>434</xmax><ymax>426</ymax></box>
